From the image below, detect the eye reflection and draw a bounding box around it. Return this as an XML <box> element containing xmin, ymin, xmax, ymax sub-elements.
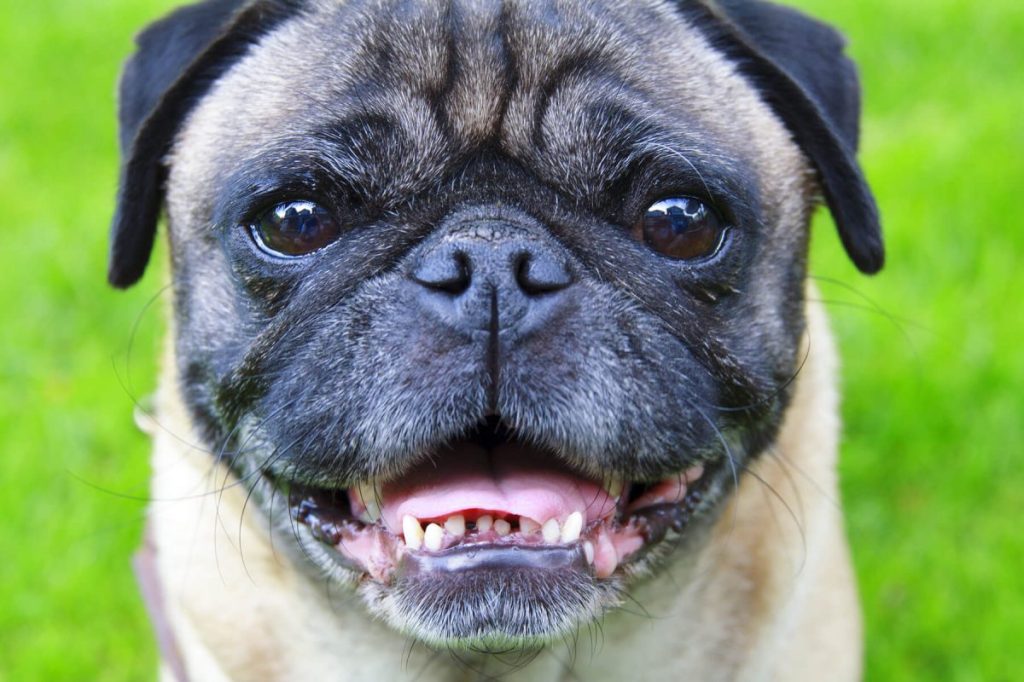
<box><xmin>250</xmin><ymin>200</ymin><xmax>341</xmax><ymax>257</ymax></box>
<box><xmin>634</xmin><ymin>197</ymin><xmax>725</xmax><ymax>261</ymax></box>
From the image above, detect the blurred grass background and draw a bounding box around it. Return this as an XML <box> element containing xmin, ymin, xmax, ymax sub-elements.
<box><xmin>0</xmin><ymin>0</ymin><xmax>1020</xmax><ymax>679</ymax></box>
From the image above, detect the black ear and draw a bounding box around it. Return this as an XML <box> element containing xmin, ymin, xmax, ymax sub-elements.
<box><xmin>683</xmin><ymin>0</ymin><xmax>884</xmax><ymax>274</ymax></box>
<box><xmin>109</xmin><ymin>0</ymin><xmax>303</xmax><ymax>288</ymax></box>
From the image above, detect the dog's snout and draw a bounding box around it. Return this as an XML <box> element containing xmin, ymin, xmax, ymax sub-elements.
<box><xmin>409</xmin><ymin>223</ymin><xmax>574</xmax><ymax>334</ymax></box>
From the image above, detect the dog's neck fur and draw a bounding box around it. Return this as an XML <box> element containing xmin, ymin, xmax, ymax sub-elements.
<box><xmin>144</xmin><ymin>290</ymin><xmax>860</xmax><ymax>682</ymax></box>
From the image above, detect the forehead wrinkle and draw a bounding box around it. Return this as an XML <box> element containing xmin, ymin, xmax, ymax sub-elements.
<box><xmin>516</xmin><ymin>70</ymin><xmax>655</xmax><ymax>200</ymax></box>
<box><xmin>366</xmin><ymin>0</ymin><xmax>450</xmax><ymax>92</ymax></box>
<box><xmin>309</xmin><ymin>86</ymin><xmax>453</xmax><ymax>202</ymax></box>
<box><xmin>441</xmin><ymin>0</ymin><xmax>509</xmax><ymax>144</ymax></box>
<box><xmin>305</xmin><ymin>0</ymin><xmax>643</xmax><ymax>199</ymax></box>
<box><xmin>337</xmin><ymin>0</ymin><xmax>510</xmax><ymax>147</ymax></box>
<box><xmin>499</xmin><ymin>3</ymin><xmax>644</xmax><ymax>156</ymax></box>
<box><xmin>212</xmin><ymin>103</ymin><xmax>454</xmax><ymax>216</ymax></box>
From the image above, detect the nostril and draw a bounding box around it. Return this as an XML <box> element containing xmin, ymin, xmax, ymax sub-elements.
<box><xmin>515</xmin><ymin>252</ymin><xmax>573</xmax><ymax>296</ymax></box>
<box><xmin>411</xmin><ymin>250</ymin><xmax>471</xmax><ymax>295</ymax></box>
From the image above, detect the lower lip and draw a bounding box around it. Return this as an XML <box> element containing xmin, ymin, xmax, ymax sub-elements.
<box><xmin>397</xmin><ymin>543</ymin><xmax>587</xmax><ymax>576</ymax></box>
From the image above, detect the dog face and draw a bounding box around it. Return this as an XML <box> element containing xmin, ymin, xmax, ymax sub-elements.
<box><xmin>110</xmin><ymin>0</ymin><xmax>880</xmax><ymax>649</ymax></box>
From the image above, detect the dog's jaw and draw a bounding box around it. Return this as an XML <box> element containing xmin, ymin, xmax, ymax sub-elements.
<box><xmin>237</xmin><ymin>424</ymin><xmax>728</xmax><ymax>648</ymax></box>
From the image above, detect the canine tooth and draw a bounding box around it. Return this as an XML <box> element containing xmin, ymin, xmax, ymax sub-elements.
<box><xmin>476</xmin><ymin>515</ymin><xmax>493</xmax><ymax>532</ymax></box>
<box><xmin>519</xmin><ymin>517</ymin><xmax>540</xmax><ymax>535</ymax></box>
<box><xmin>402</xmin><ymin>515</ymin><xmax>424</xmax><ymax>550</ymax></box>
<box><xmin>361</xmin><ymin>498</ymin><xmax>381</xmax><ymax>524</ymax></box>
<box><xmin>424</xmin><ymin>523</ymin><xmax>444</xmax><ymax>551</ymax></box>
<box><xmin>444</xmin><ymin>514</ymin><xmax>466</xmax><ymax>537</ymax></box>
<box><xmin>355</xmin><ymin>482</ymin><xmax>381</xmax><ymax>521</ymax></box>
<box><xmin>583</xmin><ymin>540</ymin><xmax>595</xmax><ymax>565</ymax></box>
<box><xmin>494</xmin><ymin>519</ymin><xmax>512</xmax><ymax>536</ymax></box>
<box><xmin>605</xmin><ymin>477</ymin><xmax>626</xmax><ymax>499</ymax></box>
<box><xmin>542</xmin><ymin>518</ymin><xmax>561</xmax><ymax>544</ymax></box>
<box><xmin>561</xmin><ymin>511</ymin><xmax>583</xmax><ymax>543</ymax></box>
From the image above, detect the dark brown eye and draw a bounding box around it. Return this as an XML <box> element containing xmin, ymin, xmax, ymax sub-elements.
<box><xmin>250</xmin><ymin>200</ymin><xmax>341</xmax><ymax>257</ymax></box>
<box><xmin>633</xmin><ymin>197</ymin><xmax>725</xmax><ymax>260</ymax></box>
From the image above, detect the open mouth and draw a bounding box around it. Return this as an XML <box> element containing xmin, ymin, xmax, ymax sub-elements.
<box><xmin>280</xmin><ymin>421</ymin><xmax>713</xmax><ymax>584</ymax></box>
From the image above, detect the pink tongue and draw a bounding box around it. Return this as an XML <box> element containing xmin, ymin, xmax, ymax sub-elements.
<box><xmin>376</xmin><ymin>444</ymin><xmax>616</xmax><ymax>534</ymax></box>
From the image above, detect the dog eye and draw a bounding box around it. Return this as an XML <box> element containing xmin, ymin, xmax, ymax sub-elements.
<box><xmin>250</xmin><ymin>201</ymin><xmax>341</xmax><ymax>257</ymax></box>
<box><xmin>633</xmin><ymin>197</ymin><xmax>725</xmax><ymax>261</ymax></box>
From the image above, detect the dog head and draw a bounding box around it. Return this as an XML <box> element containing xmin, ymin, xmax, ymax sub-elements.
<box><xmin>110</xmin><ymin>0</ymin><xmax>880</xmax><ymax>649</ymax></box>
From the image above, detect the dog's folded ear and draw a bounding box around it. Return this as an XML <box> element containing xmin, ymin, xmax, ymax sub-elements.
<box><xmin>108</xmin><ymin>0</ymin><xmax>303</xmax><ymax>288</ymax></box>
<box><xmin>684</xmin><ymin>0</ymin><xmax>885</xmax><ymax>274</ymax></box>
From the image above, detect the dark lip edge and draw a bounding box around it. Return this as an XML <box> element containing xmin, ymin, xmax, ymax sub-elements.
<box><xmin>278</xmin><ymin>458</ymin><xmax>725</xmax><ymax>580</ymax></box>
<box><xmin>397</xmin><ymin>543</ymin><xmax>589</xmax><ymax>578</ymax></box>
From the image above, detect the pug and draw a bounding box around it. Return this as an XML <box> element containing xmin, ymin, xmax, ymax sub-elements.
<box><xmin>113</xmin><ymin>0</ymin><xmax>883</xmax><ymax>679</ymax></box>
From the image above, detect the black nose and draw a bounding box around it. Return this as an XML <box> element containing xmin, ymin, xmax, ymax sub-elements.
<box><xmin>409</xmin><ymin>222</ymin><xmax>574</xmax><ymax>335</ymax></box>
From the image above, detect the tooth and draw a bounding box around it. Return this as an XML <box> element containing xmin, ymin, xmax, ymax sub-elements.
<box><xmin>444</xmin><ymin>514</ymin><xmax>466</xmax><ymax>537</ymax></box>
<box><xmin>560</xmin><ymin>511</ymin><xmax>583</xmax><ymax>543</ymax></box>
<box><xmin>477</xmin><ymin>515</ymin><xmax>493</xmax><ymax>532</ymax></box>
<box><xmin>355</xmin><ymin>481</ymin><xmax>381</xmax><ymax>522</ymax></box>
<box><xmin>519</xmin><ymin>517</ymin><xmax>540</xmax><ymax>535</ymax></box>
<box><xmin>685</xmin><ymin>465</ymin><xmax>705</xmax><ymax>484</ymax></box>
<box><xmin>424</xmin><ymin>523</ymin><xmax>444</xmax><ymax>551</ymax></box>
<box><xmin>494</xmin><ymin>519</ymin><xmax>512</xmax><ymax>536</ymax></box>
<box><xmin>403</xmin><ymin>515</ymin><xmax>424</xmax><ymax>550</ymax></box>
<box><xmin>362</xmin><ymin>500</ymin><xmax>380</xmax><ymax>523</ymax></box>
<box><xmin>583</xmin><ymin>540</ymin><xmax>595</xmax><ymax>565</ymax></box>
<box><xmin>542</xmin><ymin>518</ymin><xmax>561</xmax><ymax>544</ymax></box>
<box><xmin>606</xmin><ymin>477</ymin><xmax>626</xmax><ymax>499</ymax></box>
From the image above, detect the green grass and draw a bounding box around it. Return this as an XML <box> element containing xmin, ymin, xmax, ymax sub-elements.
<box><xmin>0</xmin><ymin>0</ymin><xmax>1021</xmax><ymax>679</ymax></box>
<box><xmin>795</xmin><ymin>2</ymin><xmax>1024</xmax><ymax>679</ymax></box>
